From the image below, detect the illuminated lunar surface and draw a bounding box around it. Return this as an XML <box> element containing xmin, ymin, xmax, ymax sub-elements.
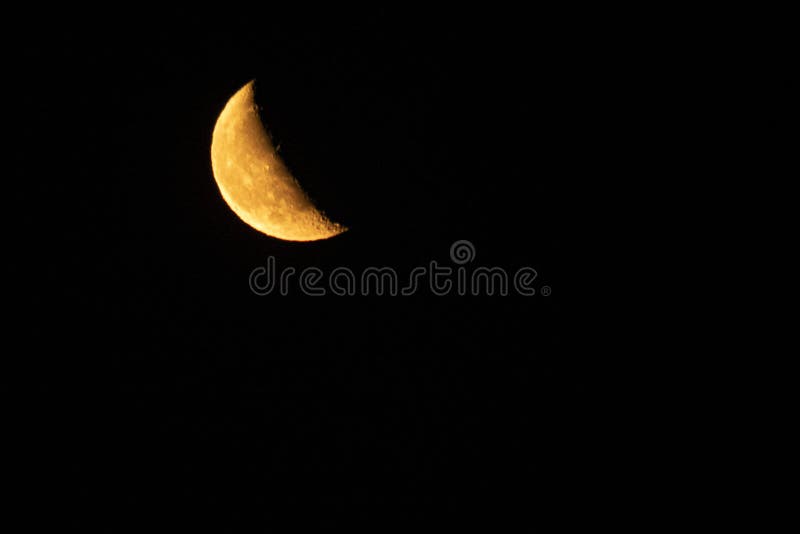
<box><xmin>210</xmin><ymin>81</ymin><xmax>346</xmax><ymax>241</ymax></box>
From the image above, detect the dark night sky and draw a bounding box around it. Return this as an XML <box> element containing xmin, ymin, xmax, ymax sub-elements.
<box><xmin>10</xmin><ymin>7</ymin><xmax>621</xmax><ymax>527</ymax></box>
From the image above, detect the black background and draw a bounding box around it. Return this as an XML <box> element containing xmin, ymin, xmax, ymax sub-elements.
<box><xmin>12</xmin><ymin>7</ymin><xmax>616</xmax><ymax>527</ymax></box>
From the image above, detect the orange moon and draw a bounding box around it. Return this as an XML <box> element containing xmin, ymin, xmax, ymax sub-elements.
<box><xmin>210</xmin><ymin>81</ymin><xmax>346</xmax><ymax>241</ymax></box>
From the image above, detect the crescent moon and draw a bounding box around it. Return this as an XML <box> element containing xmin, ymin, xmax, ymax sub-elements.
<box><xmin>210</xmin><ymin>81</ymin><xmax>347</xmax><ymax>241</ymax></box>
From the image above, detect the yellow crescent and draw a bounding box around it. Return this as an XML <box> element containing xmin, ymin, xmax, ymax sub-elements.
<box><xmin>210</xmin><ymin>81</ymin><xmax>346</xmax><ymax>241</ymax></box>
